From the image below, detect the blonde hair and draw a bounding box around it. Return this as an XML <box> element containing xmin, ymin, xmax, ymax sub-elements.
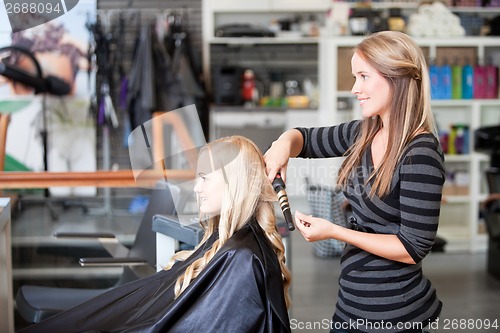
<box><xmin>338</xmin><ymin>31</ymin><xmax>437</xmax><ymax>197</ymax></box>
<box><xmin>165</xmin><ymin>136</ymin><xmax>291</xmax><ymax>307</ymax></box>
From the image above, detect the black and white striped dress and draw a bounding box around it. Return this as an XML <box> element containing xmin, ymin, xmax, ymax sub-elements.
<box><xmin>296</xmin><ymin>120</ymin><xmax>445</xmax><ymax>333</ymax></box>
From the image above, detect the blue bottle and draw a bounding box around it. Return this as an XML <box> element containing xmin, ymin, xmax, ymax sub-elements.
<box><xmin>462</xmin><ymin>59</ymin><xmax>474</xmax><ymax>99</ymax></box>
<box><xmin>439</xmin><ymin>60</ymin><xmax>452</xmax><ymax>100</ymax></box>
<box><xmin>430</xmin><ymin>61</ymin><xmax>441</xmax><ymax>99</ymax></box>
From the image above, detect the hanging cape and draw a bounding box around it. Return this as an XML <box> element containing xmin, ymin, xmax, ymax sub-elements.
<box><xmin>19</xmin><ymin>220</ymin><xmax>291</xmax><ymax>333</ymax></box>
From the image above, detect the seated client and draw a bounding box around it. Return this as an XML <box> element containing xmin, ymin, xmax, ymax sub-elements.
<box><xmin>19</xmin><ymin>135</ymin><xmax>292</xmax><ymax>333</ymax></box>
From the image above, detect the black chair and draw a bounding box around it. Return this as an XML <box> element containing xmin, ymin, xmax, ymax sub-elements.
<box><xmin>483</xmin><ymin>168</ymin><xmax>500</xmax><ymax>279</ymax></box>
<box><xmin>15</xmin><ymin>183</ymin><xmax>179</xmax><ymax>323</ymax></box>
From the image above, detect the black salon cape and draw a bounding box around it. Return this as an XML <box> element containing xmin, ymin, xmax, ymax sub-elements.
<box><xmin>19</xmin><ymin>220</ymin><xmax>291</xmax><ymax>333</ymax></box>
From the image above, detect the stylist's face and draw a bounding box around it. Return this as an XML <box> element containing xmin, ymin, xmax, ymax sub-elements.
<box><xmin>351</xmin><ymin>51</ymin><xmax>391</xmax><ymax>121</ymax></box>
<box><xmin>193</xmin><ymin>151</ymin><xmax>224</xmax><ymax>217</ymax></box>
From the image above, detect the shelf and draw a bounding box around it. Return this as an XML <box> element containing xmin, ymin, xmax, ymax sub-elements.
<box><xmin>209</xmin><ymin>1</ymin><xmax>329</xmax><ymax>13</ymax></box>
<box><xmin>337</xmin><ymin>91</ymin><xmax>354</xmax><ymax>98</ymax></box>
<box><xmin>431</xmin><ymin>99</ymin><xmax>500</xmax><ymax>107</ymax></box>
<box><xmin>365</xmin><ymin>3</ymin><xmax>500</xmax><ymax>13</ymax></box>
<box><xmin>208</xmin><ymin>0</ymin><xmax>500</xmax><ymax>14</ymax></box>
<box><xmin>442</xmin><ymin>195</ymin><xmax>471</xmax><ymax>204</ymax></box>
<box><xmin>449</xmin><ymin>6</ymin><xmax>500</xmax><ymax>14</ymax></box>
<box><xmin>323</xmin><ymin>35</ymin><xmax>500</xmax><ymax>44</ymax></box>
<box><xmin>205</xmin><ymin>1</ymin><xmax>499</xmax><ymax>254</ymax></box>
<box><xmin>319</xmin><ymin>33</ymin><xmax>500</xmax><ymax>253</ymax></box>
<box><xmin>209</xmin><ymin>37</ymin><xmax>320</xmax><ymax>45</ymax></box>
<box><xmin>338</xmin><ymin>96</ymin><xmax>500</xmax><ymax>106</ymax></box>
<box><xmin>445</xmin><ymin>154</ymin><xmax>472</xmax><ymax>162</ymax></box>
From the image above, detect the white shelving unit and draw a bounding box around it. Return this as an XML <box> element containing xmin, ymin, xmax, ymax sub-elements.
<box><xmin>203</xmin><ymin>0</ymin><xmax>331</xmax><ymax>196</ymax></box>
<box><xmin>203</xmin><ymin>0</ymin><xmax>500</xmax><ymax>252</ymax></box>
<box><xmin>319</xmin><ymin>36</ymin><xmax>500</xmax><ymax>253</ymax></box>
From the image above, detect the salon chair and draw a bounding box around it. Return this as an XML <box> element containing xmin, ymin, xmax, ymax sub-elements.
<box><xmin>15</xmin><ymin>182</ymin><xmax>179</xmax><ymax>324</ymax></box>
<box><xmin>483</xmin><ymin>169</ymin><xmax>500</xmax><ymax>279</ymax></box>
<box><xmin>475</xmin><ymin>125</ymin><xmax>500</xmax><ymax>279</ymax></box>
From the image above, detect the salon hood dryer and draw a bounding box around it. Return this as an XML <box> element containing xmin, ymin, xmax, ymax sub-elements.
<box><xmin>475</xmin><ymin>125</ymin><xmax>500</xmax><ymax>169</ymax></box>
<box><xmin>475</xmin><ymin>125</ymin><xmax>500</xmax><ymax>280</ymax></box>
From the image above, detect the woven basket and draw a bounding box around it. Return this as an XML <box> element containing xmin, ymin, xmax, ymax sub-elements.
<box><xmin>306</xmin><ymin>185</ymin><xmax>348</xmax><ymax>258</ymax></box>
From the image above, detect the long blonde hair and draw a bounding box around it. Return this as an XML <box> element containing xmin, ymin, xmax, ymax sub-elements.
<box><xmin>165</xmin><ymin>136</ymin><xmax>291</xmax><ymax>307</ymax></box>
<box><xmin>338</xmin><ymin>31</ymin><xmax>437</xmax><ymax>197</ymax></box>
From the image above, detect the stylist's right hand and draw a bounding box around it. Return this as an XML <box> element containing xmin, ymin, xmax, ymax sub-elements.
<box><xmin>264</xmin><ymin>140</ymin><xmax>291</xmax><ymax>183</ymax></box>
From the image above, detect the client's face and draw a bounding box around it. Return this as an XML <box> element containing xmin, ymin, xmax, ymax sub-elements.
<box><xmin>194</xmin><ymin>150</ymin><xmax>224</xmax><ymax>217</ymax></box>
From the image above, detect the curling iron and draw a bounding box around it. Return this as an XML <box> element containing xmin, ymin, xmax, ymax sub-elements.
<box><xmin>272</xmin><ymin>173</ymin><xmax>295</xmax><ymax>231</ymax></box>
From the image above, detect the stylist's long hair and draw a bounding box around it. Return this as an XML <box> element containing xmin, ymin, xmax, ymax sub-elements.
<box><xmin>338</xmin><ymin>31</ymin><xmax>436</xmax><ymax>198</ymax></box>
<box><xmin>166</xmin><ymin>136</ymin><xmax>291</xmax><ymax>307</ymax></box>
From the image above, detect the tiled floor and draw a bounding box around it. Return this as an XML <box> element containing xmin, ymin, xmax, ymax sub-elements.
<box><xmin>9</xmin><ymin>196</ymin><xmax>500</xmax><ymax>332</ymax></box>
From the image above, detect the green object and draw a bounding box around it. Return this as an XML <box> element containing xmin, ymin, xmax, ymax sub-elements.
<box><xmin>452</xmin><ymin>65</ymin><xmax>462</xmax><ymax>99</ymax></box>
<box><xmin>3</xmin><ymin>154</ymin><xmax>42</xmax><ymax>194</ymax></box>
<box><xmin>4</xmin><ymin>154</ymin><xmax>31</xmax><ymax>172</ymax></box>
<box><xmin>0</xmin><ymin>100</ymin><xmax>32</xmax><ymax>113</ymax></box>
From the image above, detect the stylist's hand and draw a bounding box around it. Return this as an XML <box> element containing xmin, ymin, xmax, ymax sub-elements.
<box><xmin>295</xmin><ymin>210</ymin><xmax>337</xmax><ymax>242</ymax></box>
<box><xmin>264</xmin><ymin>140</ymin><xmax>292</xmax><ymax>182</ymax></box>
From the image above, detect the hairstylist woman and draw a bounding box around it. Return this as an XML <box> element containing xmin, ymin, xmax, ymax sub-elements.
<box><xmin>265</xmin><ymin>31</ymin><xmax>445</xmax><ymax>333</ymax></box>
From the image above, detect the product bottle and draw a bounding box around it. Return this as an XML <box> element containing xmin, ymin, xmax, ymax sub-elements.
<box><xmin>484</xmin><ymin>61</ymin><xmax>498</xmax><ymax>99</ymax></box>
<box><xmin>473</xmin><ymin>63</ymin><xmax>485</xmax><ymax>99</ymax></box>
<box><xmin>462</xmin><ymin>125</ymin><xmax>470</xmax><ymax>154</ymax></box>
<box><xmin>241</xmin><ymin>69</ymin><xmax>256</xmax><ymax>105</ymax></box>
<box><xmin>462</xmin><ymin>59</ymin><xmax>474</xmax><ymax>99</ymax></box>
<box><xmin>451</xmin><ymin>58</ymin><xmax>462</xmax><ymax>99</ymax></box>
<box><xmin>439</xmin><ymin>130</ymin><xmax>449</xmax><ymax>154</ymax></box>
<box><xmin>429</xmin><ymin>59</ymin><xmax>441</xmax><ymax>99</ymax></box>
<box><xmin>440</xmin><ymin>59</ymin><xmax>452</xmax><ymax>100</ymax></box>
<box><xmin>388</xmin><ymin>8</ymin><xmax>405</xmax><ymax>32</ymax></box>
<box><xmin>448</xmin><ymin>125</ymin><xmax>457</xmax><ymax>155</ymax></box>
<box><xmin>455</xmin><ymin>125</ymin><xmax>464</xmax><ymax>154</ymax></box>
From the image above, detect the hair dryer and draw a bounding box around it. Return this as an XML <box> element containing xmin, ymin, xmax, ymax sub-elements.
<box><xmin>272</xmin><ymin>173</ymin><xmax>295</xmax><ymax>231</ymax></box>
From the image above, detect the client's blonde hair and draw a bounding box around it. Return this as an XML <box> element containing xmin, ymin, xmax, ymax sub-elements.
<box><xmin>165</xmin><ymin>136</ymin><xmax>291</xmax><ymax>307</ymax></box>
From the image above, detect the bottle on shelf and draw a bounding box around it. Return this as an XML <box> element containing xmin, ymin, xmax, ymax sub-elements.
<box><xmin>473</xmin><ymin>63</ymin><xmax>486</xmax><ymax>99</ymax></box>
<box><xmin>387</xmin><ymin>8</ymin><xmax>405</xmax><ymax>32</ymax></box>
<box><xmin>439</xmin><ymin>58</ymin><xmax>452</xmax><ymax>100</ymax></box>
<box><xmin>484</xmin><ymin>60</ymin><xmax>498</xmax><ymax>99</ymax></box>
<box><xmin>429</xmin><ymin>59</ymin><xmax>441</xmax><ymax>99</ymax></box>
<box><xmin>462</xmin><ymin>58</ymin><xmax>473</xmax><ymax>99</ymax></box>
<box><xmin>452</xmin><ymin>58</ymin><xmax>462</xmax><ymax>99</ymax></box>
<box><xmin>241</xmin><ymin>69</ymin><xmax>256</xmax><ymax>107</ymax></box>
<box><xmin>448</xmin><ymin>125</ymin><xmax>457</xmax><ymax>155</ymax></box>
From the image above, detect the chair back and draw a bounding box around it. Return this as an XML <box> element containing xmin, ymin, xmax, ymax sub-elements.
<box><xmin>116</xmin><ymin>182</ymin><xmax>179</xmax><ymax>284</ymax></box>
<box><xmin>129</xmin><ymin>183</ymin><xmax>179</xmax><ymax>266</ymax></box>
<box><xmin>0</xmin><ymin>113</ymin><xmax>10</xmax><ymax>172</ymax></box>
<box><xmin>486</xmin><ymin>168</ymin><xmax>500</xmax><ymax>194</ymax></box>
<box><xmin>485</xmin><ymin>169</ymin><xmax>500</xmax><ymax>240</ymax></box>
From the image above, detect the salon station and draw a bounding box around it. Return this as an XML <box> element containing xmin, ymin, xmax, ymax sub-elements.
<box><xmin>1</xmin><ymin>0</ymin><xmax>500</xmax><ymax>332</ymax></box>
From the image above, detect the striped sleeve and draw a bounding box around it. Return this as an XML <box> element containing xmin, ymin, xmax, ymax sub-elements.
<box><xmin>397</xmin><ymin>140</ymin><xmax>445</xmax><ymax>263</ymax></box>
<box><xmin>295</xmin><ymin>120</ymin><xmax>361</xmax><ymax>159</ymax></box>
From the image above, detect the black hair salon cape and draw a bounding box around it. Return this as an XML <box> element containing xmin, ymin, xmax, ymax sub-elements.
<box><xmin>19</xmin><ymin>220</ymin><xmax>291</xmax><ymax>333</ymax></box>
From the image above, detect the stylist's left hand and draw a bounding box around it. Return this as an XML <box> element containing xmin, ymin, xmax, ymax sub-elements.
<box><xmin>294</xmin><ymin>210</ymin><xmax>337</xmax><ymax>242</ymax></box>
